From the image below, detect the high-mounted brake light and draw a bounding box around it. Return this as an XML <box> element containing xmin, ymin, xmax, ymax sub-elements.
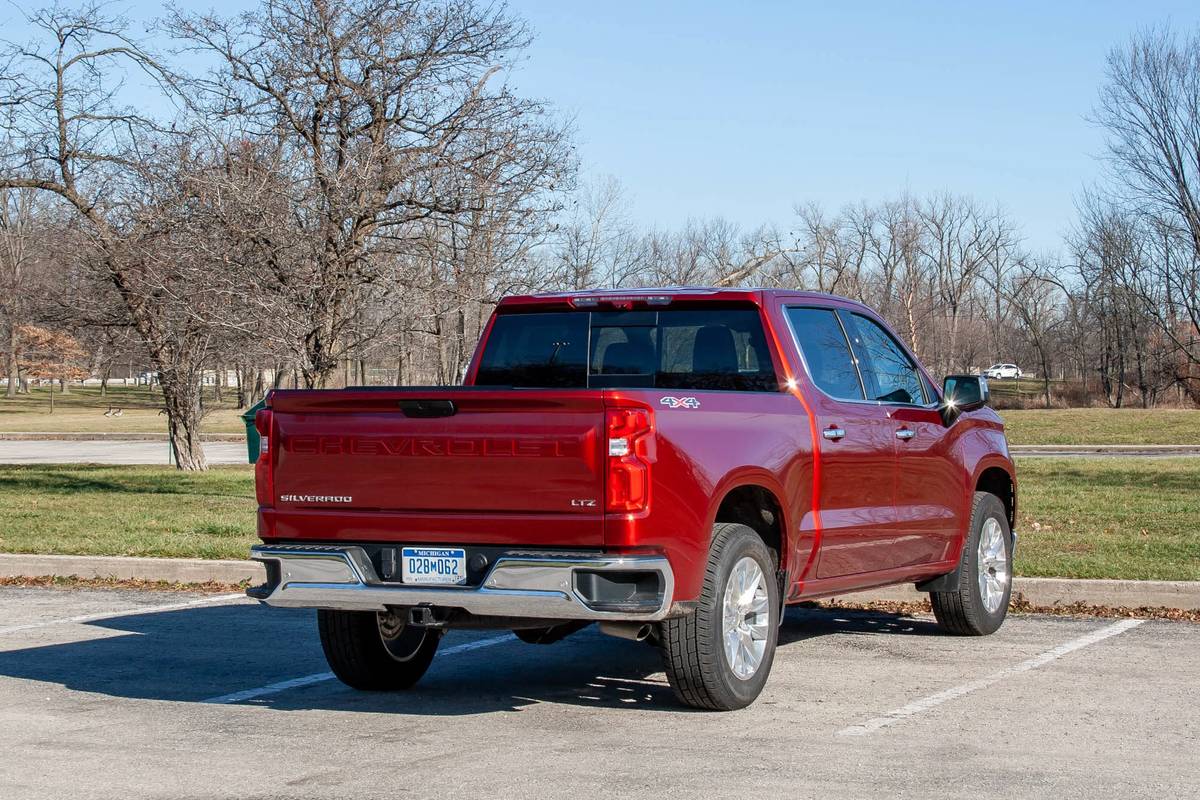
<box><xmin>568</xmin><ymin>294</ymin><xmax>673</xmax><ymax>309</ymax></box>
<box><xmin>254</xmin><ymin>408</ymin><xmax>274</xmax><ymax>507</ymax></box>
<box><xmin>606</xmin><ymin>407</ymin><xmax>655</xmax><ymax>513</ymax></box>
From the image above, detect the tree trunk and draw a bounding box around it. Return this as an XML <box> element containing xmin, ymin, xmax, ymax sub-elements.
<box><xmin>214</xmin><ymin>364</ymin><xmax>224</xmax><ymax>403</ymax></box>
<box><xmin>235</xmin><ymin>364</ymin><xmax>247</xmax><ymax>409</ymax></box>
<box><xmin>59</xmin><ymin>377</ymin><xmax>70</xmax><ymax>395</ymax></box>
<box><xmin>1039</xmin><ymin>347</ymin><xmax>1052</xmax><ymax>408</ymax></box>
<box><xmin>158</xmin><ymin>369</ymin><xmax>208</xmax><ymax>471</ymax></box>
<box><xmin>5</xmin><ymin>323</ymin><xmax>16</xmax><ymax>399</ymax></box>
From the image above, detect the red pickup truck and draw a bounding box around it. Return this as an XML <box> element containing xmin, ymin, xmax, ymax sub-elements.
<box><xmin>249</xmin><ymin>288</ymin><xmax>1016</xmax><ymax>710</ymax></box>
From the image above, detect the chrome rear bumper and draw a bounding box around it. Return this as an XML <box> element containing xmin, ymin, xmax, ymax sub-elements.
<box><xmin>249</xmin><ymin>545</ymin><xmax>675</xmax><ymax>621</ymax></box>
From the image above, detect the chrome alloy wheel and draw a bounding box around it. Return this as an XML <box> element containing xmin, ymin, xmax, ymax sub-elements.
<box><xmin>977</xmin><ymin>517</ymin><xmax>1010</xmax><ymax>614</ymax></box>
<box><xmin>721</xmin><ymin>556</ymin><xmax>771</xmax><ymax>680</ymax></box>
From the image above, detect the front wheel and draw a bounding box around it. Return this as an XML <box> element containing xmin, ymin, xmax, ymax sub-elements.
<box><xmin>317</xmin><ymin>609</ymin><xmax>441</xmax><ymax>690</ymax></box>
<box><xmin>931</xmin><ymin>492</ymin><xmax>1013</xmax><ymax>635</ymax></box>
<box><xmin>658</xmin><ymin>523</ymin><xmax>780</xmax><ymax>711</ymax></box>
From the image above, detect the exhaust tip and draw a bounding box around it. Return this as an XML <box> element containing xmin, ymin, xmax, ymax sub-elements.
<box><xmin>598</xmin><ymin>621</ymin><xmax>653</xmax><ymax>642</ymax></box>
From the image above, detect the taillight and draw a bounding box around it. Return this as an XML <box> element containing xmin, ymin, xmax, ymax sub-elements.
<box><xmin>254</xmin><ymin>409</ymin><xmax>274</xmax><ymax>506</ymax></box>
<box><xmin>606</xmin><ymin>407</ymin><xmax>654</xmax><ymax>514</ymax></box>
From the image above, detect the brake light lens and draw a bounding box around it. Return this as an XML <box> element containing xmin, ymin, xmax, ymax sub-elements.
<box><xmin>606</xmin><ymin>407</ymin><xmax>654</xmax><ymax>513</ymax></box>
<box><xmin>254</xmin><ymin>408</ymin><xmax>274</xmax><ymax>506</ymax></box>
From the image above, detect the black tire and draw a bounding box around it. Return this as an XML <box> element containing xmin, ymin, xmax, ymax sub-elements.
<box><xmin>931</xmin><ymin>492</ymin><xmax>1013</xmax><ymax>636</ymax></box>
<box><xmin>317</xmin><ymin>609</ymin><xmax>440</xmax><ymax>690</ymax></box>
<box><xmin>658</xmin><ymin>523</ymin><xmax>780</xmax><ymax>711</ymax></box>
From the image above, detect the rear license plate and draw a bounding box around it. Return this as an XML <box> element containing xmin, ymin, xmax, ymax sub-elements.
<box><xmin>401</xmin><ymin>547</ymin><xmax>467</xmax><ymax>585</ymax></box>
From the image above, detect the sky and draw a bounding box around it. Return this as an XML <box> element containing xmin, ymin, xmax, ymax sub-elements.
<box><xmin>6</xmin><ymin>0</ymin><xmax>1200</xmax><ymax>253</ymax></box>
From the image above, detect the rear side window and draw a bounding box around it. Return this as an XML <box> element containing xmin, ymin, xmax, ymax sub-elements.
<box><xmin>475</xmin><ymin>307</ymin><xmax>778</xmax><ymax>391</ymax></box>
<box><xmin>785</xmin><ymin>307</ymin><xmax>864</xmax><ymax>400</ymax></box>
<box><xmin>844</xmin><ymin>313</ymin><xmax>928</xmax><ymax>405</ymax></box>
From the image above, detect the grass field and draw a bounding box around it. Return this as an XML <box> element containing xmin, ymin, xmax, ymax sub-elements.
<box><xmin>1001</xmin><ymin>408</ymin><xmax>1200</xmax><ymax>445</ymax></box>
<box><xmin>0</xmin><ymin>385</ymin><xmax>245</xmax><ymax>434</ymax></box>
<box><xmin>1014</xmin><ymin>457</ymin><xmax>1199</xmax><ymax>580</ymax></box>
<box><xmin>0</xmin><ymin>457</ymin><xmax>1195</xmax><ymax>580</ymax></box>
<box><xmin>0</xmin><ymin>465</ymin><xmax>257</xmax><ymax>560</ymax></box>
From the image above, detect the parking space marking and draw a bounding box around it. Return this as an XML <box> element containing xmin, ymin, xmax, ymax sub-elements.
<box><xmin>837</xmin><ymin>618</ymin><xmax>1145</xmax><ymax>737</ymax></box>
<box><xmin>201</xmin><ymin>633</ymin><xmax>516</xmax><ymax>704</ymax></box>
<box><xmin>0</xmin><ymin>593</ymin><xmax>247</xmax><ymax>637</ymax></box>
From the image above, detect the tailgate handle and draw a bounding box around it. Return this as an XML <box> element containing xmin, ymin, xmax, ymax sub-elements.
<box><xmin>398</xmin><ymin>399</ymin><xmax>457</xmax><ymax>418</ymax></box>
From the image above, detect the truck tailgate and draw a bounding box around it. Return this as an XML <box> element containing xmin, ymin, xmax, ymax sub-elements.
<box><xmin>269</xmin><ymin>389</ymin><xmax>604</xmax><ymax>525</ymax></box>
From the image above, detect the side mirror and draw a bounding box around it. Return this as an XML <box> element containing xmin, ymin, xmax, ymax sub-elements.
<box><xmin>941</xmin><ymin>374</ymin><xmax>989</xmax><ymax>426</ymax></box>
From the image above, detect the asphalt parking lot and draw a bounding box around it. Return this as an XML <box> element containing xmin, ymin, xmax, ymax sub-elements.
<box><xmin>0</xmin><ymin>587</ymin><xmax>1195</xmax><ymax>799</ymax></box>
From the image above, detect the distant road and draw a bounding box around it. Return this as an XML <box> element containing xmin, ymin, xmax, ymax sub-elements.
<box><xmin>0</xmin><ymin>439</ymin><xmax>1197</xmax><ymax>465</ymax></box>
<box><xmin>0</xmin><ymin>440</ymin><xmax>247</xmax><ymax>465</ymax></box>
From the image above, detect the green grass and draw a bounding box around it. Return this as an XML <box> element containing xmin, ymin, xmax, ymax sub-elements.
<box><xmin>1014</xmin><ymin>457</ymin><xmax>1200</xmax><ymax>580</ymax></box>
<box><xmin>1001</xmin><ymin>408</ymin><xmax>1200</xmax><ymax>445</ymax></box>
<box><xmin>0</xmin><ymin>384</ymin><xmax>246</xmax><ymax>434</ymax></box>
<box><xmin>1</xmin><ymin>458</ymin><xmax>1196</xmax><ymax>581</ymax></box>
<box><xmin>0</xmin><ymin>464</ymin><xmax>257</xmax><ymax>559</ymax></box>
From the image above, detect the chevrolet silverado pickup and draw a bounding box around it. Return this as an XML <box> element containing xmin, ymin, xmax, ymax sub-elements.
<box><xmin>248</xmin><ymin>288</ymin><xmax>1016</xmax><ymax>710</ymax></box>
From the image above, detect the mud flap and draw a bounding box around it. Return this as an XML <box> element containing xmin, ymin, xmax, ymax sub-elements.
<box><xmin>915</xmin><ymin>569</ymin><xmax>960</xmax><ymax>593</ymax></box>
<box><xmin>776</xmin><ymin>567</ymin><xmax>788</xmax><ymax>626</ymax></box>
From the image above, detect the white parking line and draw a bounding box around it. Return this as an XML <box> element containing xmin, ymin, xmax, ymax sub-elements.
<box><xmin>0</xmin><ymin>593</ymin><xmax>248</xmax><ymax>637</ymax></box>
<box><xmin>202</xmin><ymin>633</ymin><xmax>515</xmax><ymax>704</ymax></box>
<box><xmin>837</xmin><ymin>618</ymin><xmax>1145</xmax><ymax>737</ymax></box>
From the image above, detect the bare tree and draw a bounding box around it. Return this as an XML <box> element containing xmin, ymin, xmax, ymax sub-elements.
<box><xmin>0</xmin><ymin>188</ymin><xmax>47</xmax><ymax>397</ymax></box>
<box><xmin>554</xmin><ymin>176</ymin><xmax>640</xmax><ymax>289</ymax></box>
<box><xmin>0</xmin><ymin>4</ymin><xmax>235</xmax><ymax>468</ymax></box>
<box><xmin>167</xmin><ymin>0</ymin><xmax>565</xmax><ymax>388</ymax></box>
<box><xmin>1094</xmin><ymin>26</ymin><xmax>1200</xmax><ymax>381</ymax></box>
<box><xmin>1005</xmin><ymin>259</ymin><xmax>1066</xmax><ymax>408</ymax></box>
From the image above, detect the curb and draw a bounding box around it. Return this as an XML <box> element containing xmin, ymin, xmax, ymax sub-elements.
<box><xmin>832</xmin><ymin>576</ymin><xmax>1200</xmax><ymax>610</ymax></box>
<box><xmin>0</xmin><ymin>554</ymin><xmax>264</xmax><ymax>584</ymax></box>
<box><xmin>2</xmin><ymin>554</ymin><xmax>1198</xmax><ymax>610</ymax></box>
<box><xmin>1009</xmin><ymin>444</ymin><xmax>1200</xmax><ymax>457</ymax></box>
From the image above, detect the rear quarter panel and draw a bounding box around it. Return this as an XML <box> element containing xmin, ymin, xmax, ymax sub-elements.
<box><xmin>604</xmin><ymin>389</ymin><xmax>815</xmax><ymax>601</ymax></box>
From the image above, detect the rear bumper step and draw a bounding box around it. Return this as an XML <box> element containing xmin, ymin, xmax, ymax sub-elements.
<box><xmin>248</xmin><ymin>545</ymin><xmax>675</xmax><ymax>621</ymax></box>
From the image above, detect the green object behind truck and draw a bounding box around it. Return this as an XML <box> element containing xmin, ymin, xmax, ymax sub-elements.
<box><xmin>242</xmin><ymin>398</ymin><xmax>268</xmax><ymax>464</ymax></box>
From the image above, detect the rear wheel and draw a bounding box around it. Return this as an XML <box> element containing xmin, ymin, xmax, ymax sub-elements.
<box><xmin>317</xmin><ymin>609</ymin><xmax>441</xmax><ymax>690</ymax></box>
<box><xmin>931</xmin><ymin>492</ymin><xmax>1013</xmax><ymax>635</ymax></box>
<box><xmin>658</xmin><ymin>523</ymin><xmax>780</xmax><ymax>711</ymax></box>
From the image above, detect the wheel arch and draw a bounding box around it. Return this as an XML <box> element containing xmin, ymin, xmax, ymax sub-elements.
<box><xmin>974</xmin><ymin>461</ymin><xmax>1016</xmax><ymax>530</ymax></box>
<box><xmin>706</xmin><ymin>470</ymin><xmax>790</xmax><ymax>569</ymax></box>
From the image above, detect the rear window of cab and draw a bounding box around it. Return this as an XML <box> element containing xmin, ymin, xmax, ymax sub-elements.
<box><xmin>474</xmin><ymin>308</ymin><xmax>779</xmax><ymax>391</ymax></box>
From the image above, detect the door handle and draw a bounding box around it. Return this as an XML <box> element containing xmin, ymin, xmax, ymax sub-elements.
<box><xmin>895</xmin><ymin>427</ymin><xmax>916</xmax><ymax>440</ymax></box>
<box><xmin>822</xmin><ymin>427</ymin><xmax>846</xmax><ymax>441</ymax></box>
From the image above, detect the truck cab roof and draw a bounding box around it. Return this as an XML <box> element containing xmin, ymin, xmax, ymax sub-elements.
<box><xmin>498</xmin><ymin>286</ymin><xmax>870</xmax><ymax>311</ymax></box>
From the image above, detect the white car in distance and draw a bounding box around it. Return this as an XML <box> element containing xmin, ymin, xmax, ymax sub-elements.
<box><xmin>984</xmin><ymin>363</ymin><xmax>1023</xmax><ymax>379</ymax></box>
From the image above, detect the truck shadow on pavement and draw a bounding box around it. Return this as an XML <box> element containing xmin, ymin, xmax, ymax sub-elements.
<box><xmin>0</xmin><ymin>602</ymin><xmax>940</xmax><ymax>714</ymax></box>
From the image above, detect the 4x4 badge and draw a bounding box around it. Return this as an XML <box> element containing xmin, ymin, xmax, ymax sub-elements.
<box><xmin>660</xmin><ymin>396</ymin><xmax>701</xmax><ymax>409</ymax></box>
